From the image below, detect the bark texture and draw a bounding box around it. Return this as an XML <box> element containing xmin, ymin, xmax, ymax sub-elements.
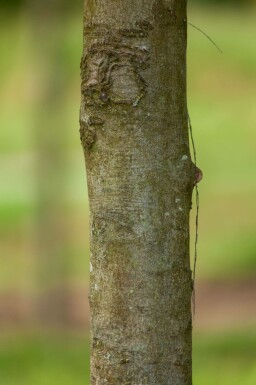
<box><xmin>80</xmin><ymin>1</ymin><xmax>194</xmax><ymax>384</ymax></box>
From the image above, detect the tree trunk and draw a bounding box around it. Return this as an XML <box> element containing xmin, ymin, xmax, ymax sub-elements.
<box><xmin>80</xmin><ymin>1</ymin><xmax>194</xmax><ymax>384</ymax></box>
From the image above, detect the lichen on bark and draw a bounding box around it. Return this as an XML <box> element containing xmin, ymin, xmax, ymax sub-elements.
<box><xmin>80</xmin><ymin>1</ymin><xmax>194</xmax><ymax>384</ymax></box>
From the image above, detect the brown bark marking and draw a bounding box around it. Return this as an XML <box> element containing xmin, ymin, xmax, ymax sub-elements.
<box><xmin>81</xmin><ymin>43</ymin><xmax>149</xmax><ymax>107</ymax></box>
<box><xmin>79</xmin><ymin>114</ymin><xmax>104</xmax><ymax>149</ymax></box>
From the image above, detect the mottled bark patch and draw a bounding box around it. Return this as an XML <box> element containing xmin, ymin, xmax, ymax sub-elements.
<box><xmin>81</xmin><ymin>43</ymin><xmax>149</xmax><ymax>107</ymax></box>
<box><xmin>153</xmin><ymin>0</ymin><xmax>186</xmax><ymax>25</ymax></box>
<box><xmin>119</xmin><ymin>19</ymin><xmax>153</xmax><ymax>37</ymax></box>
<box><xmin>80</xmin><ymin>120</ymin><xmax>96</xmax><ymax>149</ymax></box>
<box><xmin>79</xmin><ymin>114</ymin><xmax>104</xmax><ymax>149</ymax></box>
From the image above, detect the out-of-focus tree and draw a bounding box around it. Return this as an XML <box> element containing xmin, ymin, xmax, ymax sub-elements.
<box><xmin>1</xmin><ymin>0</ymin><xmax>82</xmax><ymax>11</ymax></box>
<box><xmin>192</xmin><ymin>0</ymin><xmax>255</xmax><ymax>6</ymax></box>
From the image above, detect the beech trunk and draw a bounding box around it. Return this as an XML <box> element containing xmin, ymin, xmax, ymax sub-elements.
<box><xmin>80</xmin><ymin>1</ymin><xmax>194</xmax><ymax>384</ymax></box>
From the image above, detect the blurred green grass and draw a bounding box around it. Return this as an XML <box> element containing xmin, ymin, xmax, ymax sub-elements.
<box><xmin>0</xmin><ymin>333</ymin><xmax>90</xmax><ymax>385</ymax></box>
<box><xmin>193</xmin><ymin>329</ymin><xmax>256</xmax><ymax>385</ymax></box>
<box><xmin>0</xmin><ymin>331</ymin><xmax>255</xmax><ymax>385</ymax></box>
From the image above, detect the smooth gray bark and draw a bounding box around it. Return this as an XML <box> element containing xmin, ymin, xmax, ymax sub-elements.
<box><xmin>80</xmin><ymin>1</ymin><xmax>194</xmax><ymax>384</ymax></box>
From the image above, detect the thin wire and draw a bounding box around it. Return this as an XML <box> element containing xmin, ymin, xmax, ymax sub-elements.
<box><xmin>188</xmin><ymin>22</ymin><xmax>223</xmax><ymax>54</ymax></box>
<box><xmin>188</xmin><ymin>115</ymin><xmax>199</xmax><ymax>316</ymax></box>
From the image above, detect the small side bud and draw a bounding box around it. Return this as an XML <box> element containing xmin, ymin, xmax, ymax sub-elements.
<box><xmin>194</xmin><ymin>166</ymin><xmax>203</xmax><ymax>185</ymax></box>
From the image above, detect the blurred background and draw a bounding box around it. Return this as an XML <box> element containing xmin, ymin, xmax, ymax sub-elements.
<box><xmin>0</xmin><ymin>0</ymin><xmax>256</xmax><ymax>384</ymax></box>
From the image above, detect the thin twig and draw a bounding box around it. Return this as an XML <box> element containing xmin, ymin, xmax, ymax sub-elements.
<box><xmin>188</xmin><ymin>22</ymin><xmax>223</xmax><ymax>54</ymax></box>
<box><xmin>188</xmin><ymin>115</ymin><xmax>200</xmax><ymax>317</ymax></box>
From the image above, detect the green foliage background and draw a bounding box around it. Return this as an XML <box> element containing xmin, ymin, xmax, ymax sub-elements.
<box><xmin>0</xmin><ymin>1</ymin><xmax>256</xmax><ymax>384</ymax></box>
